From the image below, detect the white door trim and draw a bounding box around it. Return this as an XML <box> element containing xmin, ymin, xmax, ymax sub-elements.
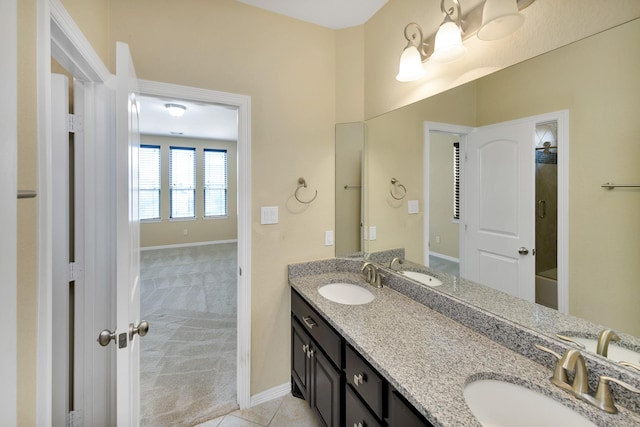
<box><xmin>423</xmin><ymin>122</ymin><xmax>475</xmax><ymax>273</ymax></box>
<box><xmin>137</xmin><ymin>78</ymin><xmax>253</xmax><ymax>409</ymax></box>
<box><xmin>0</xmin><ymin>0</ymin><xmax>18</xmax><ymax>423</ymax></box>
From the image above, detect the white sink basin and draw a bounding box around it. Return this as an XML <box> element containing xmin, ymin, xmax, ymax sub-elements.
<box><xmin>400</xmin><ymin>271</ymin><xmax>443</xmax><ymax>287</ymax></box>
<box><xmin>464</xmin><ymin>379</ymin><xmax>597</xmax><ymax>427</ymax></box>
<box><xmin>558</xmin><ymin>335</ymin><xmax>640</xmax><ymax>364</ymax></box>
<box><xmin>318</xmin><ymin>283</ymin><xmax>375</xmax><ymax>305</ymax></box>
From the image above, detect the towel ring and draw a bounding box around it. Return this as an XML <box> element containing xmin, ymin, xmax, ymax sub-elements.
<box><xmin>295</xmin><ymin>177</ymin><xmax>318</xmax><ymax>204</ymax></box>
<box><xmin>390</xmin><ymin>178</ymin><xmax>406</xmax><ymax>200</ymax></box>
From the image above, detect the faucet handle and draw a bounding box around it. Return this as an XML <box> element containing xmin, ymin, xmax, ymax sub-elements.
<box><xmin>594</xmin><ymin>376</ymin><xmax>640</xmax><ymax>414</ymax></box>
<box><xmin>620</xmin><ymin>361</ymin><xmax>640</xmax><ymax>372</ymax></box>
<box><xmin>535</xmin><ymin>344</ymin><xmax>569</xmax><ymax>386</ymax></box>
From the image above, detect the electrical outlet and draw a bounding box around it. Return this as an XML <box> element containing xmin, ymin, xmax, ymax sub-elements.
<box><xmin>183</xmin><ymin>229</ymin><xmax>188</xmax><ymax>236</ymax></box>
<box><xmin>369</xmin><ymin>226</ymin><xmax>377</xmax><ymax>241</ymax></box>
<box><xmin>436</xmin><ymin>235</ymin><xmax>441</xmax><ymax>243</ymax></box>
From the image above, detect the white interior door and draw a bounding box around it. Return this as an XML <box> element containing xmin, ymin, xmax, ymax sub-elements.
<box><xmin>115</xmin><ymin>41</ymin><xmax>143</xmax><ymax>426</ymax></box>
<box><xmin>465</xmin><ymin>119</ymin><xmax>535</xmax><ymax>302</ymax></box>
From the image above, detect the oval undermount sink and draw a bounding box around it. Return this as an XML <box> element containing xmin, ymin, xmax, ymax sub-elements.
<box><xmin>464</xmin><ymin>379</ymin><xmax>597</xmax><ymax>427</ymax></box>
<box><xmin>400</xmin><ymin>271</ymin><xmax>443</xmax><ymax>287</ymax></box>
<box><xmin>318</xmin><ymin>283</ymin><xmax>375</xmax><ymax>305</ymax></box>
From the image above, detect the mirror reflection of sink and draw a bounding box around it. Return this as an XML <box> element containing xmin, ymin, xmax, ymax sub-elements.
<box><xmin>557</xmin><ymin>335</ymin><xmax>640</xmax><ymax>364</ymax></box>
<box><xmin>400</xmin><ymin>271</ymin><xmax>443</xmax><ymax>287</ymax></box>
<box><xmin>318</xmin><ymin>283</ymin><xmax>375</xmax><ymax>305</ymax></box>
<box><xmin>464</xmin><ymin>379</ymin><xmax>597</xmax><ymax>427</ymax></box>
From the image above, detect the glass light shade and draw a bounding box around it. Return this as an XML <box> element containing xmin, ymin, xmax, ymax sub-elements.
<box><xmin>396</xmin><ymin>45</ymin><xmax>426</xmax><ymax>82</ymax></box>
<box><xmin>477</xmin><ymin>0</ymin><xmax>524</xmax><ymax>41</ymax></box>
<box><xmin>166</xmin><ymin>103</ymin><xmax>186</xmax><ymax>117</ymax></box>
<box><xmin>431</xmin><ymin>20</ymin><xmax>466</xmax><ymax>63</ymax></box>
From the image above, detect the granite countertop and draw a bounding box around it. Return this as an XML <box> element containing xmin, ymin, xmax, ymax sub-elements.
<box><xmin>289</xmin><ymin>268</ymin><xmax>640</xmax><ymax>427</ymax></box>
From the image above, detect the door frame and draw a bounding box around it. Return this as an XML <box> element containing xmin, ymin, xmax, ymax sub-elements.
<box><xmin>137</xmin><ymin>78</ymin><xmax>252</xmax><ymax>409</ymax></box>
<box><xmin>423</xmin><ymin>122</ymin><xmax>474</xmax><ymax>274</ymax></box>
<box><xmin>0</xmin><ymin>0</ymin><xmax>17</xmax><ymax>422</ymax></box>
<box><xmin>424</xmin><ymin>112</ymin><xmax>569</xmax><ymax>313</ymax></box>
<box><xmin>37</xmin><ymin>0</ymin><xmax>112</xmax><ymax>423</ymax></box>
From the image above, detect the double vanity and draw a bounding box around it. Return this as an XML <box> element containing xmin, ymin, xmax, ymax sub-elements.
<box><xmin>288</xmin><ymin>257</ymin><xmax>640</xmax><ymax>427</ymax></box>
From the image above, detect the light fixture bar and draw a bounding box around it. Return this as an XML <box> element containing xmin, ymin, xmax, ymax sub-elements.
<box><xmin>400</xmin><ymin>0</ymin><xmax>536</xmax><ymax>64</ymax></box>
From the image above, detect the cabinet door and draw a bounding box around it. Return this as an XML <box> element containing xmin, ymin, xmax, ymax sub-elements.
<box><xmin>291</xmin><ymin>318</ymin><xmax>312</xmax><ymax>401</ymax></box>
<box><xmin>388</xmin><ymin>390</ymin><xmax>433</xmax><ymax>427</ymax></box>
<box><xmin>311</xmin><ymin>349</ymin><xmax>342</xmax><ymax>427</ymax></box>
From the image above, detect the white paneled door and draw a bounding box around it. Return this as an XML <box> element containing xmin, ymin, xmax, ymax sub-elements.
<box><xmin>115</xmin><ymin>41</ymin><xmax>143</xmax><ymax>426</ymax></box>
<box><xmin>465</xmin><ymin>118</ymin><xmax>536</xmax><ymax>303</ymax></box>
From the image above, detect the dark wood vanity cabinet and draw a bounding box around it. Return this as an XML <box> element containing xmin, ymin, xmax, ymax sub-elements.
<box><xmin>291</xmin><ymin>288</ymin><xmax>433</xmax><ymax>427</ymax></box>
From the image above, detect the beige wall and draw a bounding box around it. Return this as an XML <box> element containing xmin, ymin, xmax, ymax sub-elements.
<box><xmin>107</xmin><ymin>0</ymin><xmax>337</xmax><ymax>394</ymax></box>
<box><xmin>363</xmin><ymin>0</ymin><xmax>640</xmax><ymax>119</ymax></box>
<box><xmin>364</xmin><ymin>84</ymin><xmax>476</xmax><ymax>264</ymax></box>
<box><xmin>140</xmin><ymin>135</ymin><xmax>238</xmax><ymax>248</ymax></box>
<box><xmin>429</xmin><ymin>133</ymin><xmax>459</xmax><ymax>259</ymax></box>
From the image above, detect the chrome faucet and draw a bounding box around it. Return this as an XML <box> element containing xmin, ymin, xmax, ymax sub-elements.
<box><xmin>389</xmin><ymin>257</ymin><xmax>404</xmax><ymax>270</ymax></box>
<box><xmin>536</xmin><ymin>344</ymin><xmax>640</xmax><ymax>413</ymax></box>
<box><xmin>596</xmin><ymin>329</ymin><xmax>620</xmax><ymax>357</ymax></box>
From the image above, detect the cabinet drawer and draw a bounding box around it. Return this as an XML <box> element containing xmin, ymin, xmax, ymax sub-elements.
<box><xmin>345</xmin><ymin>385</ymin><xmax>382</xmax><ymax>427</ymax></box>
<box><xmin>345</xmin><ymin>345</ymin><xmax>385</xmax><ymax>419</ymax></box>
<box><xmin>291</xmin><ymin>289</ymin><xmax>342</xmax><ymax>367</ymax></box>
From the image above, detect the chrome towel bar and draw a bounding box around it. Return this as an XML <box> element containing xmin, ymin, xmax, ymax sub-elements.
<box><xmin>601</xmin><ymin>182</ymin><xmax>640</xmax><ymax>190</ymax></box>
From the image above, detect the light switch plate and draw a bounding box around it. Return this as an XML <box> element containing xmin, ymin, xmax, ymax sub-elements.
<box><xmin>324</xmin><ymin>230</ymin><xmax>334</xmax><ymax>246</ymax></box>
<box><xmin>368</xmin><ymin>226</ymin><xmax>377</xmax><ymax>241</ymax></box>
<box><xmin>408</xmin><ymin>200</ymin><xmax>419</xmax><ymax>214</ymax></box>
<box><xmin>260</xmin><ymin>206</ymin><xmax>278</xmax><ymax>224</ymax></box>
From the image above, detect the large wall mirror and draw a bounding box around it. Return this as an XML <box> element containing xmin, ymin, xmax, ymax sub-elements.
<box><xmin>336</xmin><ymin>18</ymin><xmax>640</xmax><ymax>368</ymax></box>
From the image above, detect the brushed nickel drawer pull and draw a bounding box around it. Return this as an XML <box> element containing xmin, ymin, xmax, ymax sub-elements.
<box><xmin>303</xmin><ymin>316</ymin><xmax>317</xmax><ymax>329</ymax></box>
<box><xmin>353</xmin><ymin>373</ymin><xmax>365</xmax><ymax>386</ymax></box>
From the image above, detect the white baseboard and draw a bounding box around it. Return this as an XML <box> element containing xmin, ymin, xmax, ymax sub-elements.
<box><xmin>429</xmin><ymin>251</ymin><xmax>460</xmax><ymax>263</ymax></box>
<box><xmin>141</xmin><ymin>239</ymin><xmax>238</xmax><ymax>251</ymax></box>
<box><xmin>249</xmin><ymin>382</ymin><xmax>291</xmax><ymax>407</ymax></box>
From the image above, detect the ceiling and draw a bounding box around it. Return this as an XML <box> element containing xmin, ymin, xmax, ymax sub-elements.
<box><xmin>138</xmin><ymin>95</ymin><xmax>238</xmax><ymax>141</ymax></box>
<box><xmin>139</xmin><ymin>1</ymin><xmax>389</xmax><ymax>140</ymax></box>
<box><xmin>235</xmin><ymin>0</ymin><xmax>388</xmax><ymax>30</ymax></box>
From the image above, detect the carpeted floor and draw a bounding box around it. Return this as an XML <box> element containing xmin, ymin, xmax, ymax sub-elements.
<box><xmin>140</xmin><ymin>243</ymin><xmax>239</xmax><ymax>426</ymax></box>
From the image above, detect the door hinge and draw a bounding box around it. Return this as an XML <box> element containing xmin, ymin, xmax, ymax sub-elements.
<box><xmin>239</xmin><ymin>267</ymin><xmax>242</xmax><ymax>276</ymax></box>
<box><xmin>67</xmin><ymin>113</ymin><xmax>83</xmax><ymax>133</ymax></box>
<box><xmin>69</xmin><ymin>410</ymin><xmax>83</xmax><ymax>427</ymax></box>
<box><xmin>68</xmin><ymin>262</ymin><xmax>82</xmax><ymax>282</ymax></box>
<box><xmin>464</xmin><ymin>152</ymin><xmax>468</xmax><ymax>161</ymax></box>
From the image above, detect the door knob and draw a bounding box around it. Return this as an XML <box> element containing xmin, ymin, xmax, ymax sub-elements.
<box><xmin>129</xmin><ymin>320</ymin><xmax>150</xmax><ymax>340</ymax></box>
<box><xmin>518</xmin><ymin>247</ymin><xmax>529</xmax><ymax>255</ymax></box>
<box><xmin>97</xmin><ymin>329</ymin><xmax>116</xmax><ymax>347</ymax></box>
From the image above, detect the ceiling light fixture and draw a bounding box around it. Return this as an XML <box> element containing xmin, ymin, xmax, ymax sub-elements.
<box><xmin>396</xmin><ymin>0</ymin><xmax>535</xmax><ymax>82</ymax></box>
<box><xmin>165</xmin><ymin>103</ymin><xmax>186</xmax><ymax>117</ymax></box>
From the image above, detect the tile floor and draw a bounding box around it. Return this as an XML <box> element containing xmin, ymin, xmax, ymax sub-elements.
<box><xmin>194</xmin><ymin>394</ymin><xmax>320</xmax><ymax>427</ymax></box>
<box><xmin>140</xmin><ymin>243</ymin><xmax>319</xmax><ymax>426</ymax></box>
<box><xmin>429</xmin><ymin>254</ymin><xmax>460</xmax><ymax>277</ymax></box>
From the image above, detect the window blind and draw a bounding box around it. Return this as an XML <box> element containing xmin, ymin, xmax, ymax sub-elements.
<box><xmin>170</xmin><ymin>146</ymin><xmax>196</xmax><ymax>219</ymax></box>
<box><xmin>453</xmin><ymin>142</ymin><xmax>460</xmax><ymax>221</ymax></box>
<box><xmin>139</xmin><ymin>145</ymin><xmax>161</xmax><ymax>220</ymax></box>
<box><xmin>204</xmin><ymin>149</ymin><xmax>228</xmax><ymax>217</ymax></box>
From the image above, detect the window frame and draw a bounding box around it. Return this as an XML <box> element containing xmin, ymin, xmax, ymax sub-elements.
<box><xmin>139</xmin><ymin>144</ymin><xmax>161</xmax><ymax>222</ymax></box>
<box><xmin>203</xmin><ymin>148</ymin><xmax>229</xmax><ymax>219</ymax></box>
<box><xmin>169</xmin><ymin>146</ymin><xmax>197</xmax><ymax>220</ymax></box>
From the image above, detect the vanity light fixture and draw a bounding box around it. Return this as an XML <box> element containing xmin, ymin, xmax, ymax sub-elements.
<box><xmin>477</xmin><ymin>0</ymin><xmax>525</xmax><ymax>41</ymax></box>
<box><xmin>395</xmin><ymin>0</ymin><xmax>536</xmax><ymax>82</ymax></box>
<box><xmin>165</xmin><ymin>103</ymin><xmax>186</xmax><ymax>117</ymax></box>
<box><xmin>431</xmin><ymin>0</ymin><xmax>466</xmax><ymax>63</ymax></box>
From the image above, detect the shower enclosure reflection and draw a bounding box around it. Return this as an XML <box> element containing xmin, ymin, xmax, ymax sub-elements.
<box><xmin>535</xmin><ymin>120</ymin><xmax>558</xmax><ymax>309</ymax></box>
